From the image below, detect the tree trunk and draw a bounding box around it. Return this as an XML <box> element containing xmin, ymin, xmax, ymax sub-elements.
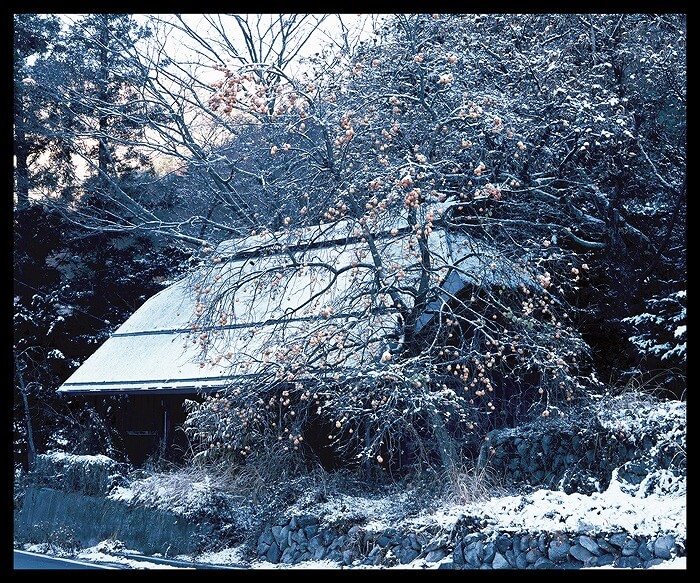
<box><xmin>15</xmin><ymin>359</ymin><xmax>36</xmax><ymax>472</ymax></box>
<box><xmin>428</xmin><ymin>409</ymin><xmax>456</xmax><ymax>473</ymax></box>
<box><xmin>363</xmin><ymin>424</ymin><xmax>372</xmax><ymax>480</ymax></box>
<box><xmin>14</xmin><ymin>138</ymin><xmax>30</xmax><ymax>211</ymax></box>
<box><xmin>97</xmin><ymin>16</ymin><xmax>111</xmax><ymax>180</ymax></box>
<box><xmin>14</xmin><ymin>75</ymin><xmax>30</xmax><ymax>210</ymax></box>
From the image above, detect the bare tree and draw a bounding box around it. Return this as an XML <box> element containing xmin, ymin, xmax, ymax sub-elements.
<box><xmin>40</xmin><ymin>14</ymin><xmax>340</xmax><ymax>244</ymax></box>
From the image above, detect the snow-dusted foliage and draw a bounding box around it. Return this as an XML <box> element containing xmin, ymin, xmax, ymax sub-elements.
<box><xmin>63</xmin><ymin>395</ymin><xmax>683</xmax><ymax>570</ymax></box>
<box><xmin>34</xmin><ymin>451</ymin><xmax>129</xmax><ymax>495</ymax></box>
<box><xmin>110</xmin><ymin>468</ymin><xmax>249</xmax><ymax>524</ymax></box>
<box><xmin>623</xmin><ymin>290</ymin><xmax>686</xmax><ymax>368</ymax></box>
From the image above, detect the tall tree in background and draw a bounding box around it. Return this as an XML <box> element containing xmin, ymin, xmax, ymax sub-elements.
<box><xmin>50</xmin><ymin>15</ymin><xmax>155</xmax><ymax>200</ymax></box>
<box><xmin>13</xmin><ymin>13</ymin><xmax>62</xmax><ymax>210</ymax></box>
<box><xmin>14</xmin><ymin>14</ymin><xmax>156</xmax><ymax>210</ymax></box>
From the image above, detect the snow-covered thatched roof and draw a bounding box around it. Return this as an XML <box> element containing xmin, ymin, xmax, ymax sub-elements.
<box><xmin>58</xmin><ymin>215</ymin><xmax>526</xmax><ymax>396</ymax></box>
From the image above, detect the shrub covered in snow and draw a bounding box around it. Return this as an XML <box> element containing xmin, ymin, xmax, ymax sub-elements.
<box><xmin>622</xmin><ymin>290</ymin><xmax>686</xmax><ymax>396</ymax></box>
<box><xmin>33</xmin><ymin>451</ymin><xmax>129</xmax><ymax>496</ymax></box>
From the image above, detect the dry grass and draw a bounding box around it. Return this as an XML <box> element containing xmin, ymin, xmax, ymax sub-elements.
<box><xmin>441</xmin><ymin>459</ymin><xmax>508</xmax><ymax>505</ymax></box>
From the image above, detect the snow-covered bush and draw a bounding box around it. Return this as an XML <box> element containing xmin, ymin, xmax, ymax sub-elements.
<box><xmin>622</xmin><ymin>290</ymin><xmax>686</xmax><ymax>393</ymax></box>
<box><xmin>33</xmin><ymin>451</ymin><xmax>129</xmax><ymax>495</ymax></box>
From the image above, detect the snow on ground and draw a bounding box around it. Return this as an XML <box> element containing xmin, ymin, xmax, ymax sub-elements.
<box><xmin>182</xmin><ymin>466</ymin><xmax>685</xmax><ymax>570</ymax></box>
<box><xmin>243</xmin><ymin>556</ymin><xmax>687</xmax><ymax>570</ymax></box>
<box><xmin>76</xmin><ymin>540</ymin><xmax>193</xmax><ymax>569</ymax></box>
<box><xmin>190</xmin><ymin>552</ymin><xmax>686</xmax><ymax>570</ymax></box>
<box><xmin>409</xmin><ymin>468</ymin><xmax>686</xmax><ymax>538</ymax></box>
<box><xmin>109</xmin><ymin>470</ymin><xmax>244</xmax><ymax>522</ymax></box>
<box><xmin>42</xmin><ymin>450</ymin><xmax>116</xmax><ymax>466</ymax></box>
<box><xmin>247</xmin><ymin>559</ymin><xmax>442</xmax><ymax>569</ymax></box>
<box><xmin>21</xmin><ymin>542</ymin><xmax>190</xmax><ymax>570</ymax></box>
<box><xmin>644</xmin><ymin>556</ymin><xmax>686</xmax><ymax>569</ymax></box>
<box><xmin>23</xmin><ymin>395</ymin><xmax>685</xmax><ymax>569</ymax></box>
<box><xmin>183</xmin><ymin>546</ymin><xmax>246</xmax><ymax>565</ymax></box>
<box><xmin>593</xmin><ymin>394</ymin><xmax>686</xmax><ymax>442</ymax></box>
<box><xmin>109</xmin><ymin>484</ymin><xmax>136</xmax><ymax>503</ymax></box>
<box><xmin>286</xmin><ymin>489</ymin><xmax>423</xmax><ymax>532</ymax></box>
<box><xmin>250</xmin><ymin>558</ymin><xmax>346</xmax><ymax>569</ymax></box>
<box><xmin>76</xmin><ymin>548</ymin><xmax>191</xmax><ymax>569</ymax></box>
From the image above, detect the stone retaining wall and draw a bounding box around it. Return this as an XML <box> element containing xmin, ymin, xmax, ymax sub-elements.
<box><xmin>16</xmin><ymin>401</ymin><xmax>685</xmax><ymax>569</ymax></box>
<box><xmin>476</xmin><ymin>415</ymin><xmax>684</xmax><ymax>494</ymax></box>
<box><xmin>254</xmin><ymin>514</ymin><xmax>683</xmax><ymax>569</ymax></box>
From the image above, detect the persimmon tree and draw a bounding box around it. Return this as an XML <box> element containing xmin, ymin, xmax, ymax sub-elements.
<box><xmin>182</xmin><ymin>14</ymin><xmax>595</xmax><ymax>475</ymax></box>
<box><xmin>427</xmin><ymin>14</ymin><xmax>686</xmax><ymax>391</ymax></box>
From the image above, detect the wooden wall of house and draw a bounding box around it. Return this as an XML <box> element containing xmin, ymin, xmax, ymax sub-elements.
<box><xmin>86</xmin><ymin>393</ymin><xmax>196</xmax><ymax>467</ymax></box>
<box><xmin>120</xmin><ymin>394</ymin><xmax>192</xmax><ymax>466</ymax></box>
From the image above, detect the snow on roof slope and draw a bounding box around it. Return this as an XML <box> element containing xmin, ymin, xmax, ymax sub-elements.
<box><xmin>58</xmin><ymin>221</ymin><xmax>526</xmax><ymax>395</ymax></box>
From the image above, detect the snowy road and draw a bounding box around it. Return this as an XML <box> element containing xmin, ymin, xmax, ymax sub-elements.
<box><xmin>13</xmin><ymin>550</ymin><xmax>118</xmax><ymax>569</ymax></box>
